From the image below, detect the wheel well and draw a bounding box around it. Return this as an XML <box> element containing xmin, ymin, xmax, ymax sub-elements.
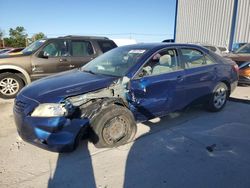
<box><xmin>221</xmin><ymin>80</ymin><xmax>231</xmax><ymax>95</ymax></box>
<box><xmin>114</xmin><ymin>101</ymin><xmax>127</xmax><ymax>107</ymax></box>
<box><xmin>0</xmin><ymin>69</ymin><xmax>26</xmax><ymax>86</ymax></box>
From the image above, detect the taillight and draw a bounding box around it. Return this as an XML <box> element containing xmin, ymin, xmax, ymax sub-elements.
<box><xmin>239</xmin><ymin>67</ymin><xmax>250</xmax><ymax>77</ymax></box>
<box><xmin>232</xmin><ymin>64</ymin><xmax>239</xmax><ymax>72</ymax></box>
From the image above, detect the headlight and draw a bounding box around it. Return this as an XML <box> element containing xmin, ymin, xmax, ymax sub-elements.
<box><xmin>31</xmin><ymin>103</ymin><xmax>68</xmax><ymax>117</ymax></box>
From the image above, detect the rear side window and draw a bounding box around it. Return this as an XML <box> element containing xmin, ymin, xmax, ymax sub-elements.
<box><xmin>180</xmin><ymin>49</ymin><xmax>216</xmax><ymax>69</ymax></box>
<box><xmin>236</xmin><ymin>43</ymin><xmax>250</xmax><ymax>53</ymax></box>
<box><xmin>97</xmin><ymin>40</ymin><xmax>117</xmax><ymax>53</ymax></box>
<box><xmin>71</xmin><ymin>40</ymin><xmax>94</xmax><ymax>56</ymax></box>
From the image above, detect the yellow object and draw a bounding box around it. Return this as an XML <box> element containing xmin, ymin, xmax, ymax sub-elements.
<box><xmin>8</xmin><ymin>52</ymin><xmax>23</xmax><ymax>56</ymax></box>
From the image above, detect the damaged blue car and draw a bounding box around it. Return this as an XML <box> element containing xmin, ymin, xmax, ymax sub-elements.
<box><xmin>13</xmin><ymin>43</ymin><xmax>238</xmax><ymax>152</ymax></box>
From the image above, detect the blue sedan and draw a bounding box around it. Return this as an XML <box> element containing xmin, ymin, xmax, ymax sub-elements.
<box><xmin>13</xmin><ymin>43</ymin><xmax>238</xmax><ymax>152</ymax></box>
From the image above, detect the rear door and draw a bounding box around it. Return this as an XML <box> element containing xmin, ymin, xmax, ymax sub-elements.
<box><xmin>69</xmin><ymin>40</ymin><xmax>98</xmax><ymax>68</ymax></box>
<box><xmin>129</xmin><ymin>48</ymin><xmax>186</xmax><ymax>120</ymax></box>
<box><xmin>179</xmin><ymin>48</ymin><xmax>218</xmax><ymax>105</ymax></box>
<box><xmin>30</xmin><ymin>39</ymin><xmax>71</xmax><ymax>80</ymax></box>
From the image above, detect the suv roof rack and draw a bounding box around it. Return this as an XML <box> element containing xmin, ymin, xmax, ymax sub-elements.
<box><xmin>58</xmin><ymin>35</ymin><xmax>109</xmax><ymax>40</ymax></box>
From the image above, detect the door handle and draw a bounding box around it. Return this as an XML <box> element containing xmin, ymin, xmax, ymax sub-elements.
<box><xmin>59</xmin><ymin>58</ymin><xmax>67</xmax><ymax>62</ymax></box>
<box><xmin>177</xmin><ymin>75</ymin><xmax>184</xmax><ymax>82</ymax></box>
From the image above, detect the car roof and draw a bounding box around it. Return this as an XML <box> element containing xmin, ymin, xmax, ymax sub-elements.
<box><xmin>56</xmin><ymin>35</ymin><xmax>110</xmax><ymax>40</ymax></box>
<box><xmin>119</xmin><ymin>43</ymin><xmax>209</xmax><ymax>52</ymax></box>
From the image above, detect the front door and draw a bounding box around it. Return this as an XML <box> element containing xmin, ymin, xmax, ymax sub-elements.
<box><xmin>30</xmin><ymin>39</ymin><xmax>71</xmax><ymax>80</ymax></box>
<box><xmin>128</xmin><ymin>48</ymin><xmax>186</xmax><ymax>121</ymax></box>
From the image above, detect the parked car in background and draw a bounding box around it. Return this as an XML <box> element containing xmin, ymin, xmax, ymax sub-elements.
<box><xmin>0</xmin><ymin>49</ymin><xmax>10</xmax><ymax>54</ymax></box>
<box><xmin>6</xmin><ymin>47</ymin><xmax>25</xmax><ymax>55</ymax></box>
<box><xmin>232</xmin><ymin>42</ymin><xmax>247</xmax><ymax>52</ymax></box>
<box><xmin>0</xmin><ymin>48</ymin><xmax>24</xmax><ymax>55</ymax></box>
<box><xmin>202</xmin><ymin>44</ymin><xmax>228</xmax><ymax>55</ymax></box>
<box><xmin>13</xmin><ymin>43</ymin><xmax>238</xmax><ymax>152</ymax></box>
<box><xmin>224</xmin><ymin>43</ymin><xmax>250</xmax><ymax>85</ymax></box>
<box><xmin>218</xmin><ymin>46</ymin><xmax>229</xmax><ymax>54</ymax></box>
<box><xmin>0</xmin><ymin>36</ymin><xmax>117</xmax><ymax>98</ymax></box>
<box><xmin>162</xmin><ymin>39</ymin><xmax>175</xmax><ymax>43</ymax></box>
<box><xmin>238</xmin><ymin>63</ymin><xmax>250</xmax><ymax>85</ymax></box>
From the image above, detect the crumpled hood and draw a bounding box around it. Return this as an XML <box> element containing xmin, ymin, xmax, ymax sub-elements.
<box><xmin>19</xmin><ymin>69</ymin><xmax>119</xmax><ymax>103</ymax></box>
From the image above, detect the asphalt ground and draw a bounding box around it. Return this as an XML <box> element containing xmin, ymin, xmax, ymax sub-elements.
<box><xmin>0</xmin><ymin>86</ymin><xmax>249</xmax><ymax>188</ymax></box>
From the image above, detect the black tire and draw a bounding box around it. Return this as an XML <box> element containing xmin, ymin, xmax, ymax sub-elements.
<box><xmin>207</xmin><ymin>82</ymin><xmax>229</xmax><ymax>112</ymax></box>
<box><xmin>0</xmin><ymin>73</ymin><xmax>24</xmax><ymax>99</ymax></box>
<box><xmin>90</xmin><ymin>105</ymin><xmax>137</xmax><ymax>148</ymax></box>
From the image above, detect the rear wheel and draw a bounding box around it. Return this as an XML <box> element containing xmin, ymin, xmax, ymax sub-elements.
<box><xmin>0</xmin><ymin>73</ymin><xmax>24</xmax><ymax>99</ymax></box>
<box><xmin>207</xmin><ymin>82</ymin><xmax>228</xmax><ymax>112</ymax></box>
<box><xmin>90</xmin><ymin>105</ymin><xmax>137</xmax><ymax>148</ymax></box>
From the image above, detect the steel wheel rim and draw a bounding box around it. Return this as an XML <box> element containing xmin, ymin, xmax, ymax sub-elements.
<box><xmin>0</xmin><ymin>77</ymin><xmax>19</xmax><ymax>96</ymax></box>
<box><xmin>103</xmin><ymin>116</ymin><xmax>129</xmax><ymax>145</ymax></box>
<box><xmin>213</xmin><ymin>86</ymin><xmax>227</xmax><ymax>109</ymax></box>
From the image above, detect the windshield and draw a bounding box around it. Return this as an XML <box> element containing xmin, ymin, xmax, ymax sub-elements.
<box><xmin>82</xmin><ymin>47</ymin><xmax>147</xmax><ymax>77</ymax></box>
<box><xmin>22</xmin><ymin>39</ymin><xmax>46</xmax><ymax>53</ymax></box>
<box><xmin>235</xmin><ymin>43</ymin><xmax>250</xmax><ymax>54</ymax></box>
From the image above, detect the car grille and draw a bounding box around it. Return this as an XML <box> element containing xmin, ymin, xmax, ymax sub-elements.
<box><xmin>14</xmin><ymin>99</ymin><xmax>27</xmax><ymax>114</ymax></box>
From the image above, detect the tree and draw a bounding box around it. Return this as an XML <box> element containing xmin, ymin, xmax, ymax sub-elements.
<box><xmin>0</xmin><ymin>29</ymin><xmax>4</xmax><ymax>48</ymax></box>
<box><xmin>4</xmin><ymin>26</ymin><xmax>28</xmax><ymax>47</ymax></box>
<box><xmin>32</xmin><ymin>32</ymin><xmax>46</xmax><ymax>41</ymax></box>
<box><xmin>0</xmin><ymin>29</ymin><xmax>3</xmax><ymax>39</ymax></box>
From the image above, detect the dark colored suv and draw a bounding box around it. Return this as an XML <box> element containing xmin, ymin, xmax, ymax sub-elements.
<box><xmin>0</xmin><ymin>36</ymin><xmax>117</xmax><ymax>98</ymax></box>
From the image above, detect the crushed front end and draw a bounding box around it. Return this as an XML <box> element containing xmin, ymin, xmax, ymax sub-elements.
<box><xmin>13</xmin><ymin>94</ymin><xmax>89</xmax><ymax>152</ymax></box>
<box><xmin>13</xmin><ymin>77</ymin><xmax>131</xmax><ymax>152</ymax></box>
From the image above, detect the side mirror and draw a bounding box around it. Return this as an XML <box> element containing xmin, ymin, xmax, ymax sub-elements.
<box><xmin>38</xmin><ymin>51</ymin><xmax>49</xmax><ymax>59</ymax></box>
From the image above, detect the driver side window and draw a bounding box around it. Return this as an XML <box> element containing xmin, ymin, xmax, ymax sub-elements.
<box><xmin>137</xmin><ymin>49</ymin><xmax>181</xmax><ymax>78</ymax></box>
<box><xmin>42</xmin><ymin>40</ymin><xmax>69</xmax><ymax>57</ymax></box>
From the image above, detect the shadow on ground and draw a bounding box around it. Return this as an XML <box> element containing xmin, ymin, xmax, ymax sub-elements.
<box><xmin>47</xmin><ymin>141</ymin><xmax>96</xmax><ymax>188</ymax></box>
<box><xmin>229</xmin><ymin>96</ymin><xmax>250</xmax><ymax>104</ymax></box>
<box><xmin>123</xmin><ymin>103</ymin><xmax>250</xmax><ymax>188</ymax></box>
<box><xmin>47</xmin><ymin>102</ymin><xmax>250</xmax><ymax>188</ymax></box>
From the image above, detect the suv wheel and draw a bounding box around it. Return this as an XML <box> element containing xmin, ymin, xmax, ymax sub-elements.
<box><xmin>0</xmin><ymin>73</ymin><xmax>24</xmax><ymax>99</ymax></box>
<box><xmin>90</xmin><ymin>105</ymin><xmax>137</xmax><ymax>148</ymax></box>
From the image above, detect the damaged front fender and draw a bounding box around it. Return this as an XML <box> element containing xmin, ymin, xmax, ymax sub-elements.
<box><xmin>66</xmin><ymin>76</ymin><xmax>131</xmax><ymax>120</ymax></box>
<box><xmin>79</xmin><ymin>98</ymin><xmax>127</xmax><ymax>120</ymax></box>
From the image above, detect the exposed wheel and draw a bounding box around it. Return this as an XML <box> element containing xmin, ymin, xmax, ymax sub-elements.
<box><xmin>0</xmin><ymin>73</ymin><xmax>24</xmax><ymax>99</ymax></box>
<box><xmin>90</xmin><ymin>105</ymin><xmax>137</xmax><ymax>148</ymax></box>
<box><xmin>207</xmin><ymin>82</ymin><xmax>228</xmax><ymax>112</ymax></box>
